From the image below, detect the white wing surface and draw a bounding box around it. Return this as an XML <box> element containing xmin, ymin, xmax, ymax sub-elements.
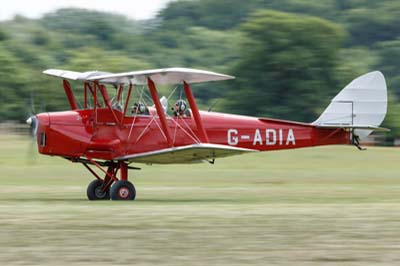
<box><xmin>43</xmin><ymin>67</ymin><xmax>234</xmax><ymax>85</ymax></box>
<box><xmin>43</xmin><ymin>69</ymin><xmax>112</xmax><ymax>81</ymax></box>
<box><xmin>88</xmin><ymin>67</ymin><xmax>235</xmax><ymax>85</ymax></box>
<box><xmin>116</xmin><ymin>144</ymin><xmax>256</xmax><ymax>164</ymax></box>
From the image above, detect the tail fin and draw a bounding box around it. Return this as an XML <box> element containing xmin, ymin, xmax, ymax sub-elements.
<box><xmin>312</xmin><ymin>71</ymin><xmax>388</xmax><ymax>140</ymax></box>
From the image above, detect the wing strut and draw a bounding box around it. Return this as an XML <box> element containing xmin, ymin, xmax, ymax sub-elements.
<box><xmin>62</xmin><ymin>80</ymin><xmax>78</xmax><ymax>110</ymax></box>
<box><xmin>99</xmin><ymin>84</ymin><xmax>120</xmax><ymax>124</ymax></box>
<box><xmin>121</xmin><ymin>84</ymin><xmax>132</xmax><ymax>124</ymax></box>
<box><xmin>84</xmin><ymin>82</ymin><xmax>88</xmax><ymax>109</ymax></box>
<box><xmin>183</xmin><ymin>81</ymin><xmax>209</xmax><ymax>143</ymax></box>
<box><xmin>93</xmin><ymin>81</ymin><xmax>98</xmax><ymax>124</ymax></box>
<box><xmin>147</xmin><ymin>78</ymin><xmax>173</xmax><ymax>147</ymax></box>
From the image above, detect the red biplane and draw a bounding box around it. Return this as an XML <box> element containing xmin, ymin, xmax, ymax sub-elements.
<box><xmin>27</xmin><ymin>68</ymin><xmax>388</xmax><ymax>200</ymax></box>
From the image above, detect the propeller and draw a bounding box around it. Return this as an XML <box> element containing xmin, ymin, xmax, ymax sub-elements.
<box><xmin>25</xmin><ymin>92</ymin><xmax>39</xmax><ymax>164</ymax></box>
<box><xmin>26</xmin><ymin>92</ymin><xmax>39</xmax><ymax>138</ymax></box>
<box><xmin>26</xmin><ymin>115</ymin><xmax>38</xmax><ymax>137</ymax></box>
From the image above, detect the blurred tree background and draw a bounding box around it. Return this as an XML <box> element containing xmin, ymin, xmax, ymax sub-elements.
<box><xmin>1</xmin><ymin>0</ymin><xmax>400</xmax><ymax>142</ymax></box>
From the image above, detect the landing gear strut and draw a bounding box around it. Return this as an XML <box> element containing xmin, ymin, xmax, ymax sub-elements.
<box><xmin>82</xmin><ymin>160</ymin><xmax>137</xmax><ymax>201</ymax></box>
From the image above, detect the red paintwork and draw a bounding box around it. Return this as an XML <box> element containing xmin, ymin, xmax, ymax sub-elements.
<box><xmin>36</xmin><ymin>107</ymin><xmax>349</xmax><ymax>161</ymax></box>
<box><xmin>148</xmin><ymin>78</ymin><xmax>173</xmax><ymax>147</ymax></box>
<box><xmin>34</xmin><ymin>79</ymin><xmax>350</xmax><ymax>165</ymax></box>
<box><xmin>32</xmin><ymin>77</ymin><xmax>355</xmax><ymax>200</ymax></box>
<box><xmin>120</xmin><ymin>161</ymin><xmax>128</xmax><ymax>181</ymax></box>
<box><xmin>99</xmin><ymin>84</ymin><xmax>120</xmax><ymax>124</ymax></box>
<box><xmin>184</xmin><ymin>82</ymin><xmax>209</xmax><ymax>143</ymax></box>
<box><xmin>63</xmin><ymin>80</ymin><xmax>78</xmax><ymax>110</ymax></box>
<box><xmin>33</xmin><ymin>79</ymin><xmax>351</xmax><ymax>196</ymax></box>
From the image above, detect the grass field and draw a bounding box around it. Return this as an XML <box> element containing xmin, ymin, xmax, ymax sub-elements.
<box><xmin>0</xmin><ymin>134</ymin><xmax>400</xmax><ymax>265</ymax></box>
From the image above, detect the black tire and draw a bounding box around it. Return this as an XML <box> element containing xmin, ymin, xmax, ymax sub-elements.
<box><xmin>87</xmin><ymin>179</ymin><xmax>110</xmax><ymax>200</ymax></box>
<box><xmin>110</xmin><ymin>180</ymin><xmax>136</xmax><ymax>200</ymax></box>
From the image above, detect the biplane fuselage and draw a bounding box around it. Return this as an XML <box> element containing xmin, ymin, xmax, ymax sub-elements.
<box><xmin>36</xmin><ymin>108</ymin><xmax>349</xmax><ymax>162</ymax></box>
<box><xmin>28</xmin><ymin>68</ymin><xmax>386</xmax><ymax>200</ymax></box>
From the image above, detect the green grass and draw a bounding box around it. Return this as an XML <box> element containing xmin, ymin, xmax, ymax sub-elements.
<box><xmin>0</xmin><ymin>134</ymin><xmax>400</xmax><ymax>265</ymax></box>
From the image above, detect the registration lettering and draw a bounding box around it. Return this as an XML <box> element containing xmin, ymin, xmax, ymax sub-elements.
<box><xmin>227</xmin><ymin>129</ymin><xmax>239</xmax><ymax>145</ymax></box>
<box><xmin>227</xmin><ymin>128</ymin><xmax>296</xmax><ymax>146</ymax></box>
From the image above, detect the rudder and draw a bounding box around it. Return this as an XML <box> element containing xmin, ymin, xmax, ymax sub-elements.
<box><xmin>312</xmin><ymin>71</ymin><xmax>387</xmax><ymax>140</ymax></box>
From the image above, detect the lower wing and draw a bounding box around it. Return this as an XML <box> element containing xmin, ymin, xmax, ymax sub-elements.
<box><xmin>115</xmin><ymin>144</ymin><xmax>256</xmax><ymax>164</ymax></box>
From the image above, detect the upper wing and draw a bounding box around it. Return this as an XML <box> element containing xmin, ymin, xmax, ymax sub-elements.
<box><xmin>88</xmin><ymin>67</ymin><xmax>235</xmax><ymax>85</ymax></box>
<box><xmin>43</xmin><ymin>67</ymin><xmax>235</xmax><ymax>85</ymax></box>
<box><xmin>43</xmin><ymin>69</ymin><xmax>113</xmax><ymax>81</ymax></box>
<box><xmin>116</xmin><ymin>143</ymin><xmax>256</xmax><ymax>164</ymax></box>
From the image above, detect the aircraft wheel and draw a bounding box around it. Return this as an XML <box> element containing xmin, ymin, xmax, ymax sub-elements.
<box><xmin>110</xmin><ymin>180</ymin><xmax>136</xmax><ymax>200</ymax></box>
<box><xmin>87</xmin><ymin>179</ymin><xmax>110</xmax><ymax>200</ymax></box>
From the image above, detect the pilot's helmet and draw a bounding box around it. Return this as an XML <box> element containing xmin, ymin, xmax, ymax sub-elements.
<box><xmin>175</xmin><ymin>100</ymin><xmax>187</xmax><ymax>112</ymax></box>
<box><xmin>133</xmin><ymin>102</ymin><xmax>146</xmax><ymax>114</ymax></box>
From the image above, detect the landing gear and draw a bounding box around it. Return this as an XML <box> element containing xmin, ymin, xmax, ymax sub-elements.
<box><xmin>87</xmin><ymin>179</ymin><xmax>110</xmax><ymax>200</ymax></box>
<box><xmin>110</xmin><ymin>180</ymin><xmax>136</xmax><ymax>200</ymax></box>
<box><xmin>81</xmin><ymin>159</ymin><xmax>138</xmax><ymax>201</ymax></box>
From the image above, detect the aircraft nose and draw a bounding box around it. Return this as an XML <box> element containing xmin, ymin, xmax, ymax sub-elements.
<box><xmin>26</xmin><ymin>115</ymin><xmax>38</xmax><ymax>136</ymax></box>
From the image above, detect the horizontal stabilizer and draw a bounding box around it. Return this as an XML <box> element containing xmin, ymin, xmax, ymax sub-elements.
<box><xmin>116</xmin><ymin>144</ymin><xmax>256</xmax><ymax>164</ymax></box>
<box><xmin>315</xmin><ymin>124</ymin><xmax>390</xmax><ymax>132</ymax></box>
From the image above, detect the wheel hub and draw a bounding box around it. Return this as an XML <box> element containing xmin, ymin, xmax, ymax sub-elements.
<box><xmin>95</xmin><ymin>186</ymin><xmax>106</xmax><ymax>198</ymax></box>
<box><xmin>118</xmin><ymin>187</ymin><xmax>130</xmax><ymax>199</ymax></box>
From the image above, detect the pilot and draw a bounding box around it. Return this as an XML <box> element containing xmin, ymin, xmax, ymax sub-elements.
<box><xmin>132</xmin><ymin>102</ymin><xmax>149</xmax><ymax>115</ymax></box>
<box><xmin>172</xmin><ymin>99</ymin><xmax>190</xmax><ymax>117</ymax></box>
